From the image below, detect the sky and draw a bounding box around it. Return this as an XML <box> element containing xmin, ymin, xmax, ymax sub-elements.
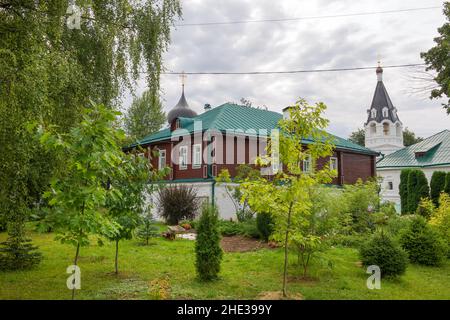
<box><xmin>125</xmin><ymin>0</ymin><xmax>450</xmax><ymax>139</ymax></box>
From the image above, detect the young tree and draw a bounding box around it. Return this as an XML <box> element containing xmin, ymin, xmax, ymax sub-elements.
<box><xmin>430</xmin><ymin>171</ymin><xmax>447</xmax><ymax>207</ymax></box>
<box><xmin>136</xmin><ymin>209</ymin><xmax>160</xmax><ymax>245</ymax></box>
<box><xmin>407</xmin><ymin>170</ymin><xmax>430</xmax><ymax>214</ymax></box>
<box><xmin>195</xmin><ymin>205</ymin><xmax>223</xmax><ymax>281</ymax></box>
<box><xmin>124</xmin><ymin>89</ymin><xmax>166</xmax><ymax>141</ymax></box>
<box><xmin>37</xmin><ymin>104</ymin><xmax>128</xmax><ymax>299</ymax></box>
<box><xmin>399</xmin><ymin>169</ymin><xmax>411</xmax><ymax>214</ymax></box>
<box><xmin>240</xmin><ymin>98</ymin><xmax>336</xmax><ymax>297</ymax></box>
<box><xmin>421</xmin><ymin>2</ymin><xmax>450</xmax><ymax>115</ymax></box>
<box><xmin>105</xmin><ymin>151</ymin><xmax>168</xmax><ymax>274</ymax></box>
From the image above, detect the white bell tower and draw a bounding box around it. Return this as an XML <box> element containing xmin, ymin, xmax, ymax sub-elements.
<box><xmin>364</xmin><ymin>63</ymin><xmax>404</xmax><ymax>156</ymax></box>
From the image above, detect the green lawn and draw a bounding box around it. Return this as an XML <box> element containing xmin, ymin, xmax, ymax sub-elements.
<box><xmin>0</xmin><ymin>229</ymin><xmax>449</xmax><ymax>300</ymax></box>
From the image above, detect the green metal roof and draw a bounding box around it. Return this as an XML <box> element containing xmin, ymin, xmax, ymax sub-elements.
<box><xmin>377</xmin><ymin>129</ymin><xmax>450</xmax><ymax>168</ymax></box>
<box><xmin>133</xmin><ymin>103</ymin><xmax>378</xmax><ymax>155</ymax></box>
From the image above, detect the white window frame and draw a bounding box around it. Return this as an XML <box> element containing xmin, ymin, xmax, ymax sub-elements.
<box><xmin>382</xmin><ymin>107</ymin><xmax>388</xmax><ymax>118</ymax></box>
<box><xmin>302</xmin><ymin>154</ymin><xmax>312</xmax><ymax>173</ymax></box>
<box><xmin>192</xmin><ymin>144</ymin><xmax>202</xmax><ymax>168</ymax></box>
<box><xmin>158</xmin><ymin>149</ymin><xmax>166</xmax><ymax>170</ymax></box>
<box><xmin>330</xmin><ymin>157</ymin><xmax>338</xmax><ymax>171</ymax></box>
<box><xmin>371</xmin><ymin>109</ymin><xmax>377</xmax><ymax>118</ymax></box>
<box><xmin>179</xmin><ymin>146</ymin><xmax>188</xmax><ymax>170</ymax></box>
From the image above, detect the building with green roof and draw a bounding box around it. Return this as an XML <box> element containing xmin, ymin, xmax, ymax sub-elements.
<box><xmin>131</xmin><ymin>87</ymin><xmax>378</xmax><ymax>220</ymax></box>
<box><xmin>377</xmin><ymin>129</ymin><xmax>450</xmax><ymax>211</ymax></box>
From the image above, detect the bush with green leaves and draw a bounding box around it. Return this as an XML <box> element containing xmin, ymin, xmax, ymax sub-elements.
<box><xmin>359</xmin><ymin>232</ymin><xmax>408</xmax><ymax>278</ymax></box>
<box><xmin>195</xmin><ymin>205</ymin><xmax>223</xmax><ymax>281</ymax></box>
<box><xmin>340</xmin><ymin>179</ymin><xmax>380</xmax><ymax>233</ymax></box>
<box><xmin>384</xmin><ymin>214</ymin><xmax>415</xmax><ymax>239</ymax></box>
<box><xmin>430</xmin><ymin>171</ymin><xmax>447</xmax><ymax>207</ymax></box>
<box><xmin>157</xmin><ymin>185</ymin><xmax>199</xmax><ymax>225</ymax></box>
<box><xmin>256</xmin><ymin>212</ymin><xmax>274</xmax><ymax>241</ymax></box>
<box><xmin>429</xmin><ymin>193</ymin><xmax>450</xmax><ymax>257</ymax></box>
<box><xmin>416</xmin><ymin>197</ymin><xmax>435</xmax><ymax>219</ymax></box>
<box><xmin>217</xmin><ymin>219</ymin><xmax>260</xmax><ymax>238</ymax></box>
<box><xmin>399</xmin><ymin>216</ymin><xmax>447</xmax><ymax>266</ymax></box>
<box><xmin>406</xmin><ymin>170</ymin><xmax>430</xmax><ymax>214</ymax></box>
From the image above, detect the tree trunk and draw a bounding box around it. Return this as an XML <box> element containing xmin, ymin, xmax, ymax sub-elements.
<box><xmin>282</xmin><ymin>202</ymin><xmax>293</xmax><ymax>298</ymax></box>
<box><xmin>71</xmin><ymin>242</ymin><xmax>80</xmax><ymax>300</ymax></box>
<box><xmin>115</xmin><ymin>239</ymin><xmax>119</xmax><ymax>275</ymax></box>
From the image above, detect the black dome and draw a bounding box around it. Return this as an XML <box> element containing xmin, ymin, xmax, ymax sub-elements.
<box><xmin>167</xmin><ymin>89</ymin><xmax>197</xmax><ymax>123</ymax></box>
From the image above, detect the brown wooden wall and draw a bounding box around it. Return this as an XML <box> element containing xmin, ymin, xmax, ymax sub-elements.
<box><xmin>142</xmin><ymin>133</ymin><xmax>376</xmax><ymax>185</ymax></box>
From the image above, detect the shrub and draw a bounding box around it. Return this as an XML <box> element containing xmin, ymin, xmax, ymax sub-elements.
<box><xmin>416</xmin><ymin>197</ymin><xmax>435</xmax><ymax>219</ymax></box>
<box><xmin>399</xmin><ymin>169</ymin><xmax>411</xmax><ymax>215</ymax></box>
<box><xmin>406</xmin><ymin>170</ymin><xmax>430</xmax><ymax>214</ymax></box>
<box><xmin>218</xmin><ymin>220</ymin><xmax>241</xmax><ymax>236</ymax></box>
<box><xmin>429</xmin><ymin>193</ymin><xmax>450</xmax><ymax>257</ymax></box>
<box><xmin>359</xmin><ymin>232</ymin><xmax>408</xmax><ymax>278</ymax></box>
<box><xmin>445</xmin><ymin>172</ymin><xmax>450</xmax><ymax>195</ymax></box>
<box><xmin>399</xmin><ymin>216</ymin><xmax>447</xmax><ymax>266</ymax></box>
<box><xmin>157</xmin><ymin>185</ymin><xmax>199</xmax><ymax>225</ymax></box>
<box><xmin>340</xmin><ymin>179</ymin><xmax>380</xmax><ymax>233</ymax></box>
<box><xmin>256</xmin><ymin>212</ymin><xmax>274</xmax><ymax>241</ymax></box>
<box><xmin>136</xmin><ymin>212</ymin><xmax>159</xmax><ymax>245</ymax></box>
<box><xmin>430</xmin><ymin>171</ymin><xmax>447</xmax><ymax>207</ymax></box>
<box><xmin>384</xmin><ymin>214</ymin><xmax>415</xmax><ymax>239</ymax></box>
<box><xmin>195</xmin><ymin>205</ymin><xmax>223</xmax><ymax>281</ymax></box>
<box><xmin>239</xmin><ymin>219</ymin><xmax>260</xmax><ymax>239</ymax></box>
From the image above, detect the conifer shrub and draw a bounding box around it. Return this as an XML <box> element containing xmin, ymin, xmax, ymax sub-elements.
<box><xmin>399</xmin><ymin>216</ymin><xmax>447</xmax><ymax>266</ymax></box>
<box><xmin>136</xmin><ymin>212</ymin><xmax>159</xmax><ymax>245</ymax></box>
<box><xmin>359</xmin><ymin>232</ymin><xmax>408</xmax><ymax>278</ymax></box>
<box><xmin>445</xmin><ymin>172</ymin><xmax>450</xmax><ymax>195</ymax></box>
<box><xmin>399</xmin><ymin>169</ymin><xmax>411</xmax><ymax>215</ymax></box>
<box><xmin>157</xmin><ymin>185</ymin><xmax>199</xmax><ymax>225</ymax></box>
<box><xmin>0</xmin><ymin>222</ymin><xmax>42</xmax><ymax>271</ymax></box>
<box><xmin>430</xmin><ymin>171</ymin><xmax>447</xmax><ymax>207</ymax></box>
<box><xmin>406</xmin><ymin>170</ymin><xmax>430</xmax><ymax>214</ymax></box>
<box><xmin>256</xmin><ymin>212</ymin><xmax>274</xmax><ymax>241</ymax></box>
<box><xmin>195</xmin><ymin>205</ymin><xmax>223</xmax><ymax>281</ymax></box>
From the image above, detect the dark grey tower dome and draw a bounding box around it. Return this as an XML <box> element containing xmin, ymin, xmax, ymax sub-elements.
<box><xmin>167</xmin><ymin>85</ymin><xmax>197</xmax><ymax>124</ymax></box>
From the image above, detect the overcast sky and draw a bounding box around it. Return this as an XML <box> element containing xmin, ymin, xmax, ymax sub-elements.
<box><xmin>126</xmin><ymin>0</ymin><xmax>449</xmax><ymax>139</ymax></box>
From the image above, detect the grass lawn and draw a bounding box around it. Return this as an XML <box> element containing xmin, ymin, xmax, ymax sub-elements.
<box><xmin>0</xmin><ymin>228</ymin><xmax>449</xmax><ymax>300</ymax></box>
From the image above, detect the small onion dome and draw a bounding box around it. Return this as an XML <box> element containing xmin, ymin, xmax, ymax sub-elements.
<box><xmin>167</xmin><ymin>88</ymin><xmax>197</xmax><ymax>124</ymax></box>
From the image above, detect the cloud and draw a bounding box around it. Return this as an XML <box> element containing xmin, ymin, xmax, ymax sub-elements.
<box><xmin>125</xmin><ymin>0</ymin><xmax>449</xmax><ymax>139</ymax></box>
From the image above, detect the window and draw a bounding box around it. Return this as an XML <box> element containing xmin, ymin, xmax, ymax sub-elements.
<box><xmin>387</xmin><ymin>181</ymin><xmax>393</xmax><ymax>190</ymax></box>
<box><xmin>302</xmin><ymin>154</ymin><xmax>312</xmax><ymax>173</ymax></box>
<box><xmin>383</xmin><ymin>122</ymin><xmax>390</xmax><ymax>135</ymax></box>
<box><xmin>370</xmin><ymin>123</ymin><xmax>376</xmax><ymax>134</ymax></box>
<box><xmin>175</xmin><ymin>119</ymin><xmax>181</xmax><ymax>129</ymax></box>
<box><xmin>193</xmin><ymin>144</ymin><xmax>202</xmax><ymax>168</ymax></box>
<box><xmin>211</xmin><ymin>136</ymin><xmax>216</xmax><ymax>164</ymax></box>
<box><xmin>179</xmin><ymin>146</ymin><xmax>188</xmax><ymax>169</ymax></box>
<box><xmin>158</xmin><ymin>149</ymin><xmax>166</xmax><ymax>170</ymax></box>
<box><xmin>382</xmin><ymin>107</ymin><xmax>388</xmax><ymax>118</ymax></box>
<box><xmin>330</xmin><ymin>157</ymin><xmax>338</xmax><ymax>171</ymax></box>
<box><xmin>371</xmin><ymin>109</ymin><xmax>377</xmax><ymax>118</ymax></box>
